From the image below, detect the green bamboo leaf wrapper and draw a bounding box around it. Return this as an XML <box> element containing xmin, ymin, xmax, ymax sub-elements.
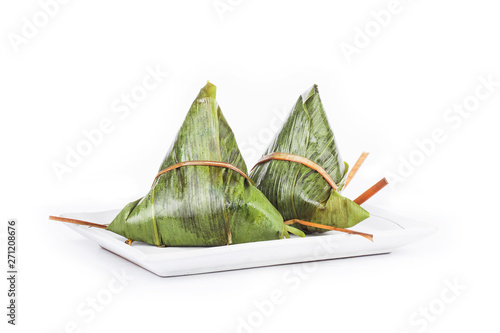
<box><xmin>107</xmin><ymin>82</ymin><xmax>287</xmax><ymax>246</ymax></box>
<box><xmin>250</xmin><ymin>85</ymin><xmax>369</xmax><ymax>233</ymax></box>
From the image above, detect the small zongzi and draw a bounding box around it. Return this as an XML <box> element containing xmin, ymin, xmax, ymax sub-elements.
<box><xmin>250</xmin><ymin>85</ymin><xmax>387</xmax><ymax>239</ymax></box>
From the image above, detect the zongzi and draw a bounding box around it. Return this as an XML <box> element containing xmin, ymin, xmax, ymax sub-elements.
<box><xmin>51</xmin><ymin>82</ymin><xmax>305</xmax><ymax>246</ymax></box>
<box><xmin>250</xmin><ymin>85</ymin><xmax>387</xmax><ymax>238</ymax></box>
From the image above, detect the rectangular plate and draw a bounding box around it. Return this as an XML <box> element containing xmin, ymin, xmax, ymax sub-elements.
<box><xmin>62</xmin><ymin>205</ymin><xmax>436</xmax><ymax>277</ymax></box>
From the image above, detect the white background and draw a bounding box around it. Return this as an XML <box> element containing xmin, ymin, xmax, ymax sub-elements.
<box><xmin>1</xmin><ymin>0</ymin><xmax>499</xmax><ymax>332</ymax></box>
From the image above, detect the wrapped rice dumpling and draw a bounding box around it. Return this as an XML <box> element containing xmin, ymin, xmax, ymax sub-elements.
<box><xmin>52</xmin><ymin>82</ymin><xmax>302</xmax><ymax>246</ymax></box>
<box><xmin>250</xmin><ymin>85</ymin><xmax>380</xmax><ymax>236</ymax></box>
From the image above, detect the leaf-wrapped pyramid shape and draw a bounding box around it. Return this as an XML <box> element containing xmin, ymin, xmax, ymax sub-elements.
<box><xmin>250</xmin><ymin>85</ymin><xmax>369</xmax><ymax>232</ymax></box>
<box><xmin>107</xmin><ymin>82</ymin><xmax>287</xmax><ymax>246</ymax></box>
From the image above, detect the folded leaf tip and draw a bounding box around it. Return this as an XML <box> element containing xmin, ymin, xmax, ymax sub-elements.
<box><xmin>301</xmin><ymin>84</ymin><xmax>320</xmax><ymax>102</ymax></box>
<box><xmin>197</xmin><ymin>81</ymin><xmax>217</xmax><ymax>100</ymax></box>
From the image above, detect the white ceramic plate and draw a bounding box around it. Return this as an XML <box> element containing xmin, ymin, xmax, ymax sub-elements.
<box><xmin>61</xmin><ymin>205</ymin><xmax>437</xmax><ymax>277</ymax></box>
